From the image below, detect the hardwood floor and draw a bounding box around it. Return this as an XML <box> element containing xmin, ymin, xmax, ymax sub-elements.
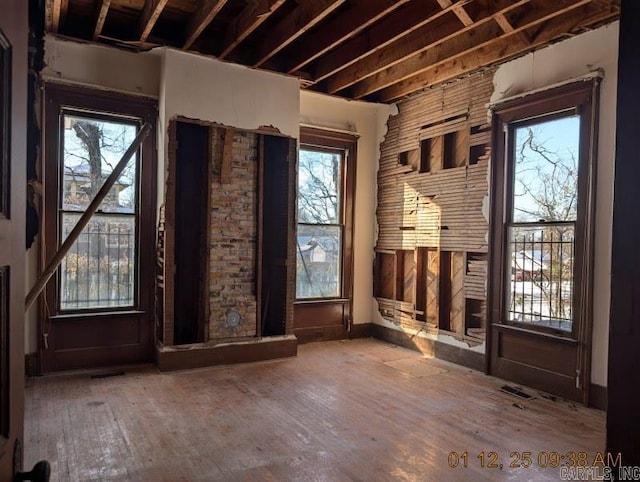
<box><xmin>25</xmin><ymin>338</ymin><xmax>605</xmax><ymax>481</ymax></box>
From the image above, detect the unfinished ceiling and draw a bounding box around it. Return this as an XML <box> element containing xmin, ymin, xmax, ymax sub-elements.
<box><xmin>44</xmin><ymin>0</ymin><xmax>620</xmax><ymax>102</ymax></box>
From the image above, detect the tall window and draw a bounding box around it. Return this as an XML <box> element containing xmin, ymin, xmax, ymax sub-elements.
<box><xmin>297</xmin><ymin>147</ymin><xmax>343</xmax><ymax>298</ymax></box>
<box><xmin>506</xmin><ymin>115</ymin><xmax>580</xmax><ymax>331</ymax></box>
<box><xmin>489</xmin><ymin>79</ymin><xmax>599</xmax><ymax>339</ymax></box>
<box><xmin>296</xmin><ymin>128</ymin><xmax>356</xmax><ymax>303</ymax></box>
<box><xmin>58</xmin><ymin>113</ymin><xmax>139</xmax><ymax>310</ymax></box>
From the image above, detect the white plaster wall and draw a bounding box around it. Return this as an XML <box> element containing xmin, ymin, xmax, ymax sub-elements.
<box><xmin>160</xmin><ymin>48</ymin><xmax>299</xmax><ymax>138</ymax></box>
<box><xmin>42</xmin><ymin>36</ymin><xmax>161</xmax><ymax>97</ymax></box>
<box><xmin>491</xmin><ymin>22</ymin><xmax>620</xmax><ymax>387</ymax></box>
<box><xmin>300</xmin><ymin>91</ymin><xmax>395</xmax><ymax>326</ymax></box>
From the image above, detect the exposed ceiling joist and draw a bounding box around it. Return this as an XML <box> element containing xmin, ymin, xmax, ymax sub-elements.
<box><xmin>183</xmin><ymin>0</ymin><xmax>229</xmax><ymax>50</ymax></box>
<box><xmin>349</xmin><ymin>0</ymin><xmax>591</xmax><ymax>99</ymax></box>
<box><xmin>494</xmin><ymin>12</ymin><xmax>514</xmax><ymax>32</ymax></box>
<box><xmin>218</xmin><ymin>0</ymin><xmax>286</xmax><ymax>59</ymax></box>
<box><xmin>46</xmin><ymin>0</ymin><xmax>69</xmax><ymax>33</ymax></box>
<box><xmin>93</xmin><ymin>0</ymin><xmax>112</xmax><ymax>41</ymax></box>
<box><xmin>253</xmin><ymin>0</ymin><xmax>346</xmax><ymax>67</ymax></box>
<box><xmin>326</xmin><ymin>0</ymin><xmax>527</xmax><ymax>94</ymax></box>
<box><xmin>310</xmin><ymin>2</ymin><xmax>447</xmax><ymax>84</ymax></box>
<box><xmin>280</xmin><ymin>0</ymin><xmax>409</xmax><ymax>74</ymax></box>
<box><xmin>139</xmin><ymin>0</ymin><xmax>169</xmax><ymax>42</ymax></box>
<box><xmin>436</xmin><ymin>0</ymin><xmax>474</xmax><ymax>26</ymax></box>
<box><xmin>378</xmin><ymin>1</ymin><xmax>615</xmax><ymax>102</ymax></box>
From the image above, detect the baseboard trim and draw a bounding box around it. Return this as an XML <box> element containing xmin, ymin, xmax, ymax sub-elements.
<box><xmin>589</xmin><ymin>383</ymin><xmax>607</xmax><ymax>411</ymax></box>
<box><xmin>371</xmin><ymin>324</ymin><xmax>485</xmax><ymax>372</ymax></box>
<box><xmin>156</xmin><ymin>335</ymin><xmax>298</xmax><ymax>371</ymax></box>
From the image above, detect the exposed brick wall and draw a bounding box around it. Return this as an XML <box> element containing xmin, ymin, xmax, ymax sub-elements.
<box><xmin>208</xmin><ymin>128</ymin><xmax>257</xmax><ymax>340</ymax></box>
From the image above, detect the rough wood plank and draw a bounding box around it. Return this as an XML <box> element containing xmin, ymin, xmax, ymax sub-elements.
<box><xmin>139</xmin><ymin>0</ymin><xmax>169</xmax><ymax>42</ymax></box>
<box><xmin>218</xmin><ymin>0</ymin><xmax>286</xmax><ymax>59</ymax></box>
<box><xmin>92</xmin><ymin>0</ymin><xmax>112</xmax><ymax>41</ymax></box>
<box><xmin>450</xmin><ymin>251</ymin><xmax>465</xmax><ymax>336</ymax></box>
<box><xmin>183</xmin><ymin>0</ymin><xmax>229</xmax><ymax>50</ymax></box>
<box><xmin>46</xmin><ymin>0</ymin><xmax>68</xmax><ymax>33</ymax></box>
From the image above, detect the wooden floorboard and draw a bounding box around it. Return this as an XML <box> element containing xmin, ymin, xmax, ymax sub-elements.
<box><xmin>25</xmin><ymin>338</ymin><xmax>605</xmax><ymax>481</ymax></box>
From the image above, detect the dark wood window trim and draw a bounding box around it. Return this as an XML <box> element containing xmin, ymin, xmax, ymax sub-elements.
<box><xmin>0</xmin><ymin>31</ymin><xmax>10</xmax><ymax>219</ymax></box>
<box><xmin>487</xmin><ymin>79</ymin><xmax>600</xmax><ymax>399</ymax></box>
<box><xmin>40</xmin><ymin>83</ymin><xmax>157</xmax><ymax>372</ymax></box>
<box><xmin>295</xmin><ymin>127</ymin><xmax>357</xmax><ymax>334</ymax></box>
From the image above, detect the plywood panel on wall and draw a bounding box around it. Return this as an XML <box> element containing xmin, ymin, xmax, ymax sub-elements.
<box><xmin>375</xmin><ymin>69</ymin><xmax>494</xmax><ymax>344</ymax></box>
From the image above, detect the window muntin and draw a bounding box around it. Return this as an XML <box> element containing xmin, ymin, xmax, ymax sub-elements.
<box><xmin>505</xmin><ymin>114</ymin><xmax>581</xmax><ymax>332</ymax></box>
<box><xmin>58</xmin><ymin>112</ymin><xmax>139</xmax><ymax>311</ymax></box>
<box><xmin>296</xmin><ymin>147</ymin><xmax>344</xmax><ymax>299</ymax></box>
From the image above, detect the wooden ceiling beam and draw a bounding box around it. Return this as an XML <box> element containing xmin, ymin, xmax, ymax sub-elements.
<box><xmin>436</xmin><ymin>0</ymin><xmax>474</xmax><ymax>26</ymax></box>
<box><xmin>218</xmin><ymin>0</ymin><xmax>286</xmax><ymax>59</ymax></box>
<box><xmin>326</xmin><ymin>0</ymin><xmax>527</xmax><ymax>94</ymax></box>
<box><xmin>494</xmin><ymin>12</ymin><xmax>514</xmax><ymax>32</ymax></box>
<box><xmin>253</xmin><ymin>0</ymin><xmax>346</xmax><ymax>67</ymax></box>
<box><xmin>349</xmin><ymin>0</ymin><xmax>590</xmax><ymax>99</ymax></box>
<box><xmin>183</xmin><ymin>0</ymin><xmax>229</xmax><ymax>50</ymax></box>
<box><xmin>46</xmin><ymin>0</ymin><xmax>69</xmax><ymax>33</ymax></box>
<box><xmin>280</xmin><ymin>0</ymin><xmax>409</xmax><ymax>74</ymax></box>
<box><xmin>310</xmin><ymin>1</ymin><xmax>451</xmax><ymax>84</ymax></box>
<box><xmin>92</xmin><ymin>0</ymin><xmax>112</xmax><ymax>41</ymax></box>
<box><xmin>139</xmin><ymin>0</ymin><xmax>169</xmax><ymax>42</ymax></box>
<box><xmin>377</xmin><ymin>2</ymin><xmax>616</xmax><ymax>102</ymax></box>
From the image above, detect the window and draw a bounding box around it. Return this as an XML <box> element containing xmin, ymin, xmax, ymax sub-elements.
<box><xmin>489</xmin><ymin>79</ymin><xmax>599</xmax><ymax>338</ymax></box>
<box><xmin>59</xmin><ymin>113</ymin><xmax>138</xmax><ymax>310</ymax></box>
<box><xmin>296</xmin><ymin>128</ymin><xmax>356</xmax><ymax>302</ymax></box>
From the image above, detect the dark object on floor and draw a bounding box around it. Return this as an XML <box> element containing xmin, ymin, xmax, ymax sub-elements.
<box><xmin>501</xmin><ymin>385</ymin><xmax>534</xmax><ymax>400</ymax></box>
<box><xmin>90</xmin><ymin>371</ymin><xmax>125</xmax><ymax>379</ymax></box>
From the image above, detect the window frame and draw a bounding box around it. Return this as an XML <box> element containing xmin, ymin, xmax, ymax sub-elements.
<box><xmin>43</xmin><ymin>83</ymin><xmax>157</xmax><ymax>316</ymax></box>
<box><xmin>296</xmin><ymin>127</ymin><xmax>357</xmax><ymax>305</ymax></box>
<box><xmin>56</xmin><ymin>109</ymin><xmax>141</xmax><ymax>312</ymax></box>
<box><xmin>488</xmin><ymin>79</ymin><xmax>599</xmax><ymax>341</ymax></box>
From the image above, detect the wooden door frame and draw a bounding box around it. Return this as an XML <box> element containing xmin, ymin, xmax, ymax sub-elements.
<box><xmin>40</xmin><ymin>83</ymin><xmax>157</xmax><ymax>373</ymax></box>
<box><xmin>487</xmin><ymin>79</ymin><xmax>600</xmax><ymax>404</ymax></box>
<box><xmin>0</xmin><ymin>0</ymin><xmax>27</xmax><ymax>477</ymax></box>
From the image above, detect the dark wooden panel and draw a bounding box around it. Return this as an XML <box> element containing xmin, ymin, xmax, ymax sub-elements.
<box><xmin>607</xmin><ymin>0</ymin><xmax>640</xmax><ymax>464</ymax></box>
<box><xmin>401</xmin><ymin>250</ymin><xmax>415</xmax><ymax>303</ymax></box>
<box><xmin>174</xmin><ymin>121</ymin><xmax>209</xmax><ymax>345</ymax></box>
<box><xmin>294</xmin><ymin>301</ymin><xmax>345</xmax><ymax>328</ymax></box>
<box><xmin>261</xmin><ymin>135</ymin><xmax>290</xmax><ymax>337</ymax></box>
<box><xmin>497</xmin><ymin>329</ymin><xmax>576</xmax><ymax>377</ymax></box>
<box><xmin>0</xmin><ymin>266</ymin><xmax>8</xmax><ymax>438</ymax></box>
<box><xmin>295</xmin><ymin>325</ymin><xmax>348</xmax><ymax>344</ymax></box>
<box><xmin>51</xmin><ymin>313</ymin><xmax>142</xmax><ymax>350</ymax></box>
<box><xmin>0</xmin><ymin>32</ymin><xmax>9</xmax><ymax>219</ymax></box>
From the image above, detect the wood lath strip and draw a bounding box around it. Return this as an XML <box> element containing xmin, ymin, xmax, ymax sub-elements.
<box><xmin>325</xmin><ymin>0</ymin><xmax>527</xmax><ymax>94</ymax></box>
<box><xmin>93</xmin><ymin>0</ymin><xmax>112</xmax><ymax>41</ymax></box>
<box><xmin>218</xmin><ymin>0</ymin><xmax>286</xmax><ymax>59</ymax></box>
<box><xmin>282</xmin><ymin>0</ymin><xmax>409</xmax><ymax>74</ymax></box>
<box><xmin>253</xmin><ymin>0</ymin><xmax>346</xmax><ymax>68</ymax></box>
<box><xmin>378</xmin><ymin>1</ymin><xmax>617</xmax><ymax>101</ymax></box>
<box><xmin>139</xmin><ymin>0</ymin><xmax>169</xmax><ymax>42</ymax></box>
<box><xmin>183</xmin><ymin>0</ymin><xmax>229</xmax><ymax>50</ymax></box>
